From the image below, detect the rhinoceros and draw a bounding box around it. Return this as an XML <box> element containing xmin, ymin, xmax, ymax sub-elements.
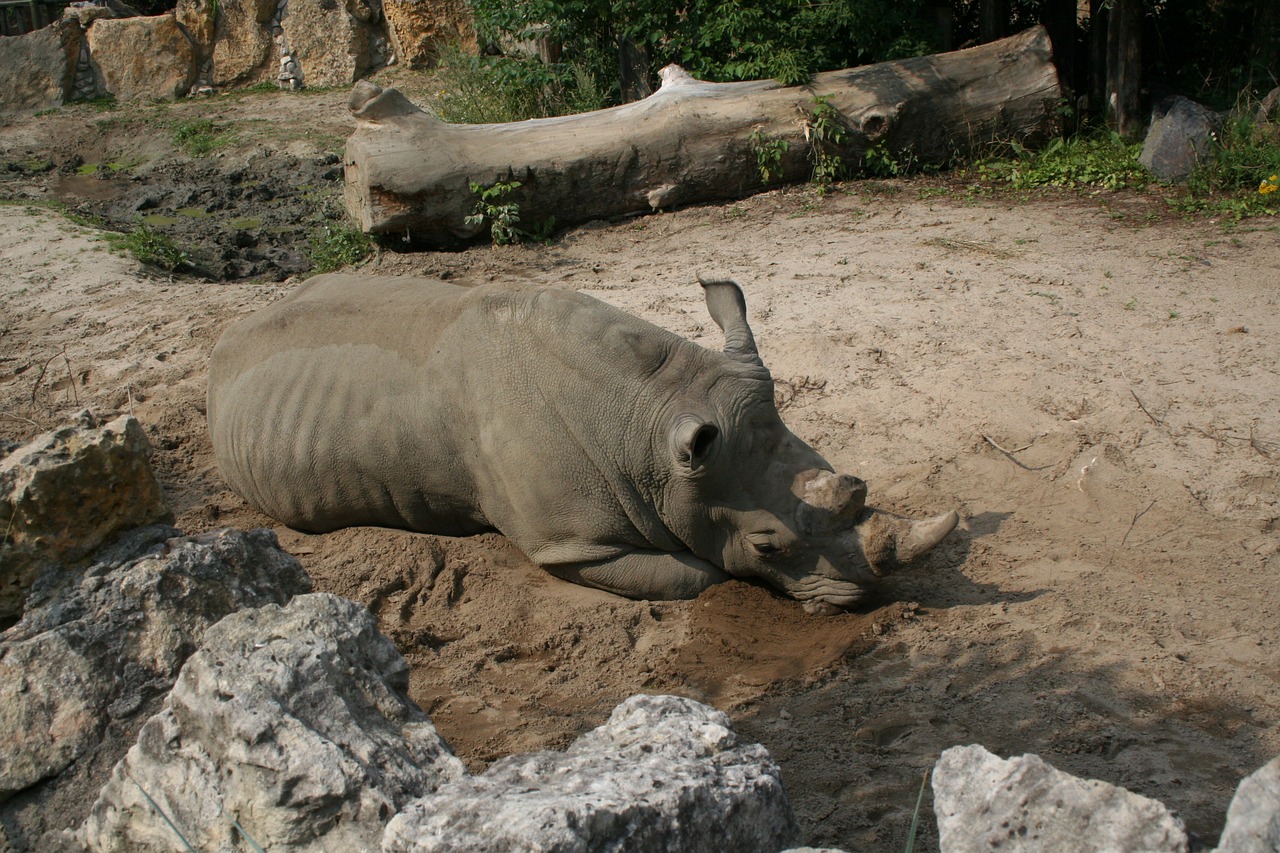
<box><xmin>207</xmin><ymin>274</ymin><xmax>957</xmax><ymax>614</ymax></box>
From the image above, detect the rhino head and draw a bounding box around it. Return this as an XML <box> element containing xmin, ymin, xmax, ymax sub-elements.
<box><xmin>661</xmin><ymin>278</ymin><xmax>958</xmax><ymax>614</ymax></box>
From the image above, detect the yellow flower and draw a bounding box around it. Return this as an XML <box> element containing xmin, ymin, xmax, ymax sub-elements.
<box><xmin>1261</xmin><ymin>175</ymin><xmax>1280</xmax><ymax>195</ymax></box>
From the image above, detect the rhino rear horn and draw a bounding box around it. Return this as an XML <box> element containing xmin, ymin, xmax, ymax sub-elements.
<box><xmin>801</xmin><ymin>471</ymin><xmax>868</xmax><ymax>531</ymax></box>
<box><xmin>698</xmin><ymin>276</ymin><xmax>763</xmax><ymax>368</ymax></box>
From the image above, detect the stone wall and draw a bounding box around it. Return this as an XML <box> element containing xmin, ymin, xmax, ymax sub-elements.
<box><xmin>0</xmin><ymin>0</ymin><xmax>474</xmax><ymax>110</ymax></box>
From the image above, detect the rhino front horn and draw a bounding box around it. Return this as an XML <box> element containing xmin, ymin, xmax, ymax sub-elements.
<box><xmin>897</xmin><ymin>510</ymin><xmax>960</xmax><ymax>562</ymax></box>
<box><xmin>860</xmin><ymin>509</ymin><xmax>959</xmax><ymax>577</ymax></box>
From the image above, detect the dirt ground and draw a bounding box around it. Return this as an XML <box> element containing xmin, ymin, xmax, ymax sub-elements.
<box><xmin>2</xmin><ymin>85</ymin><xmax>1279</xmax><ymax>851</ymax></box>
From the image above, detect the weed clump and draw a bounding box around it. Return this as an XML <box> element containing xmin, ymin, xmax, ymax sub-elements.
<box><xmin>109</xmin><ymin>222</ymin><xmax>191</xmax><ymax>272</ymax></box>
<box><xmin>308</xmin><ymin>224</ymin><xmax>373</xmax><ymax>273</ymax></box>
<box><xmin>171</xmin><ymin>119</ymin><xmax>234</xmax><ymax>156</ymax></box>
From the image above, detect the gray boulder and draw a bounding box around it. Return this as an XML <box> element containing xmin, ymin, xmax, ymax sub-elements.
<box><xmin>279</xmin><ymin>0</ymin><xmax>388</xmax><ymax>88</ymax></box>
<box><xmin>78</xmin><ymin>593</ymin><xmax>465</xmax><ymax>853</ymax></box>
<box><xmin>0</xmin><ymin>527</ymin><xmax>310</xmax><ymax>848</ymax></box>
<box><xmin>0</xmin><ymin>20</ymin><xmax>81</xmax><ymax>112</ymax></box>
<box><xmin>84</xmin><ymin>13</ymin><xmax>198</xmax><ymax>101</ymax></box>
<box><xmin>383</xmin><ymin>693</ymin><xmax>800</xmax><ymax>852</ymax></box>
<box><xmin>1140</xmin><ymin>95</ymin><xmax>1223</xmax><ymax>183</ymax></box>
<box><xmin>1215</xmin><ymin>755</ymin><xmax>1280</xmax><ymax>853</ymax></box>
<box><xmin>933</xmin><ymin>744</ymin><xmax>1189</xmax><ymax>852</ymax></box>
<box><xmin>0</xmin><ymin>412</ymin><xmax>172</xmax><ymax>622</ymax></box>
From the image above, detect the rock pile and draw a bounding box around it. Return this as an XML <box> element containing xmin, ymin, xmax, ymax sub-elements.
<box><xmin>1</xmin><ymin>411</ymin><xmax>171</xmax><ymax>624</ymax></box>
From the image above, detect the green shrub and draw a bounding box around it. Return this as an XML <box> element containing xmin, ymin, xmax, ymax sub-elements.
<box><xmin>468</xmin><ymin>0</ymin><xmax>939</xmax><ymax>97</ymax></box>
<box><xmin>807</xmin><ymin>95</ymin><xmax>848</xmax><ymax>193</ymax></box>
<box><xmin>749</xmin><ymin>128</ymin><xmax>790</xmax><ymax>184</ymax></box>
<box><xmin>429</xmin><ymin>44</ymin><xmax>607</xmax><ymax>124</ymax></box>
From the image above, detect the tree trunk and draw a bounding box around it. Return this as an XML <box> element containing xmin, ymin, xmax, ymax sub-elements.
<box><xmin>1105</xmin><ymin>0</ymin><xmax>1143</xmax><ymax>140</ymax></box>
<box><xmin>344</xmin><ymin>27</ymin><xmax>1063</xmax><ymax>247</ymax></box>
<box><xmin>979</xmin><ymin>0</ymin><xmax>1008</xmax><ymax>43</ymax></box>
<box><xmin>1087</xmin><ymin>0</ymin><xmax>1107</xmax><ymax>118</ymax></box>
<box><xmin>1039</xmin><ymin>0</ymin><xmax>1077</xmax><ymax>97</ymax></box>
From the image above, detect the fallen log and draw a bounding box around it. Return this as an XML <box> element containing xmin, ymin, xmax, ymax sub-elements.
<box><xmin>344</xmin><ymin>26</ymin><xmax>1062</xmax><ymax>247</ymax></box>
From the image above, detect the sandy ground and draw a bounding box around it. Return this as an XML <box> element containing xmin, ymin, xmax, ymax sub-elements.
<box><xmin>2</xmin><ymin>87</ymin><xmax>1279</xmax><ymax>851</ymax></box>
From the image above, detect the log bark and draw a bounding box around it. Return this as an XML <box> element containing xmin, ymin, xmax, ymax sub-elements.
<box><xmin>344</xmin><ymin>27</ymin><xmax>1062</xmax><ymax>247</ymax></box>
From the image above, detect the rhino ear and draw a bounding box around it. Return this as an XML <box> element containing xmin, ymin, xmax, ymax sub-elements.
<box><xmin>670</xmin><ymin>415</ymin><xmax>720</xmax><ymax>472</ymax></box>
<box><xmin>698</xmin><ymin>276</ymin><xmax>764</xmax><ymax>368</ymax></box>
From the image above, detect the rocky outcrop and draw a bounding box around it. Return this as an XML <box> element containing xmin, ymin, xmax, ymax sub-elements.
<box><xmin>1216</xmin><ymin>755</ymin><xmax>1280</xmax><ymax>853</ymax></box>
<box><xmin>1</xmin><ymin>412</ymin><xmax>172</xmax><ymax>622</ymax></box>
<box><xmin>932</xmin><ymin>744</ymin><xmax>1190</xmax><ymax>852</ymax></box>
<box><xmin>381</xmin><ymin>0</ymin><xmax>474</xmax><ymax>69</ymax></box>
<box><xmin>0</xmin><ymin>20</ymin><xmax>81</xmax><ymax>112</ymax></box>
<box><xmin>79</xmin><ymin>592</ymin><xmax>465</xmax><ymax>853</ymax></box>
<box><xmin>175</xmin><ymin>0</ymin><xmax>277</xmax><ymax>88</ymax></box>
<box><xmin>1140</xmin><ymin>95</ymin><xmax>1223</xmax><ymax>183</ymax></box>
<box><xmin>0</xmin><ymin>527</ymin><xmax>310</xmax><ymax>848</ymax></box>
<box><xmin>84</xmin><ymin>13</ymin><xmax>198</xmax><ymax>100</ymax></box>
<box><xmin>383</xmin><ymin>693</ymin><xmax>800</xmax><ymax>852</ymax></box>
<box><xmin>280</xmin><ymin>0</ymin><xmax>389</xmax><ymax>88</ymax></box>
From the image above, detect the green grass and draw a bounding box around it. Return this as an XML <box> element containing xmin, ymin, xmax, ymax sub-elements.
<box><xmin>1168</xmin><ymin>106</ymin><xmax>1280</xmax><ymax>221</ymax></box>
<box><xmin>171</xmin><ymin>118</ymin><xmax>235</xmax><ymax>156</ymax></box>
<box><xmin>976</xmin><ymin>133</ymin><xmax>1148</xmax><ymax>191</ymax></box>
<box><xmin>108</xmin><ymin>222</ymin><xmax>191</xmax><ymax>271</ymax></box>
<box><xmin>970</xmin><ymin>104</ymin><xmax>1280</xmax><ymax>223</ymax></box>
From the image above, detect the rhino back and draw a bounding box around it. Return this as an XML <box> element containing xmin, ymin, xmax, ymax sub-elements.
<box><xmin>208</xmin><ymin>275</ymin><xmax>699</xmax><ymax>559</ymax></box>
<box><xmin>208</xmin><ymin>275</ymin><xmax>486</xmax><ymax>533</ymax></box>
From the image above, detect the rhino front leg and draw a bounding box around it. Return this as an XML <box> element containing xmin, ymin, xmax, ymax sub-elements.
<box><xmin>544</xmin><ymin>550</ymin><xmax>731</xmax><ymax>600</ymax></box>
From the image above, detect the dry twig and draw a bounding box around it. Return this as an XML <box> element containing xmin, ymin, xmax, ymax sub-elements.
<box><xmin>1130</xmin><ymin>389</ymin><xmax>1161</xmax><ymax>426</ymax></box>
<box><xmin>1120</xmin><ymin>499</ymin><xmax>1157</xmax><ymax>548</ymax></box>
<box><xmin>981</xmin><ymin>434</ymin><xmax>1050</xmax><ymax>471</ymax></box>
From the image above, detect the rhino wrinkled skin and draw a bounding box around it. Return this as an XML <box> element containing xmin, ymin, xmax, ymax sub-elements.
<box><xmin>207</xmin><ymin>275</ymin><xmax>957</xmax><ymax>613</ymax></box>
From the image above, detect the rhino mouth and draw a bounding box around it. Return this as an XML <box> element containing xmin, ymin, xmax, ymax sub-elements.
<box><xmin>786</xmin><ymin>575</ymin><xmax>870</xmax><ymax>612</ymax></box>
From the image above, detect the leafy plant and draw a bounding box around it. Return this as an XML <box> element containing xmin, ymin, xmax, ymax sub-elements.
<box><xmin>806</xmin><ymin>95</ymin><xmax>848</xmax><ymax>193</ymax></box>
<box><xmin>109</xmin><ymin>222</ymin><xmax>190</xmax><ymax>271</ymax></box>
<box><xmin>171</xmin><ymin>118</ymin><xmax>233</xmax><ymax>156</ymax></box>
<box><xmin>520</xmin><ymin>214</ymin><xmax>558</xmax><ymax>244</ymax></box>
<box><xmin>464</xmin><ymin>180</ymin><xmax>559</xmax><ymax>244</ymax></box>
<box><xmin>863</xmin><ymin>140</ymin><xmax>918</xmax><ymax>178</ymax></box>
<box><xmin>466</xmin><ymin>180</ymin><xmax>525</xmax><ymax>244</ymax></box>
<box><xmin>749</xmin><ymin>128</ymin><xmax>790</xmax><ymax>184</ymax></box>
<box><xmin>83</xmin><ymin>95</ymin><xmax>117</xmax><ymax>112</ymax></box>
<box><xmin>308</xmin><ymin>224</ymin><xmax>373</xmax><ymax>272</ymax></box>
